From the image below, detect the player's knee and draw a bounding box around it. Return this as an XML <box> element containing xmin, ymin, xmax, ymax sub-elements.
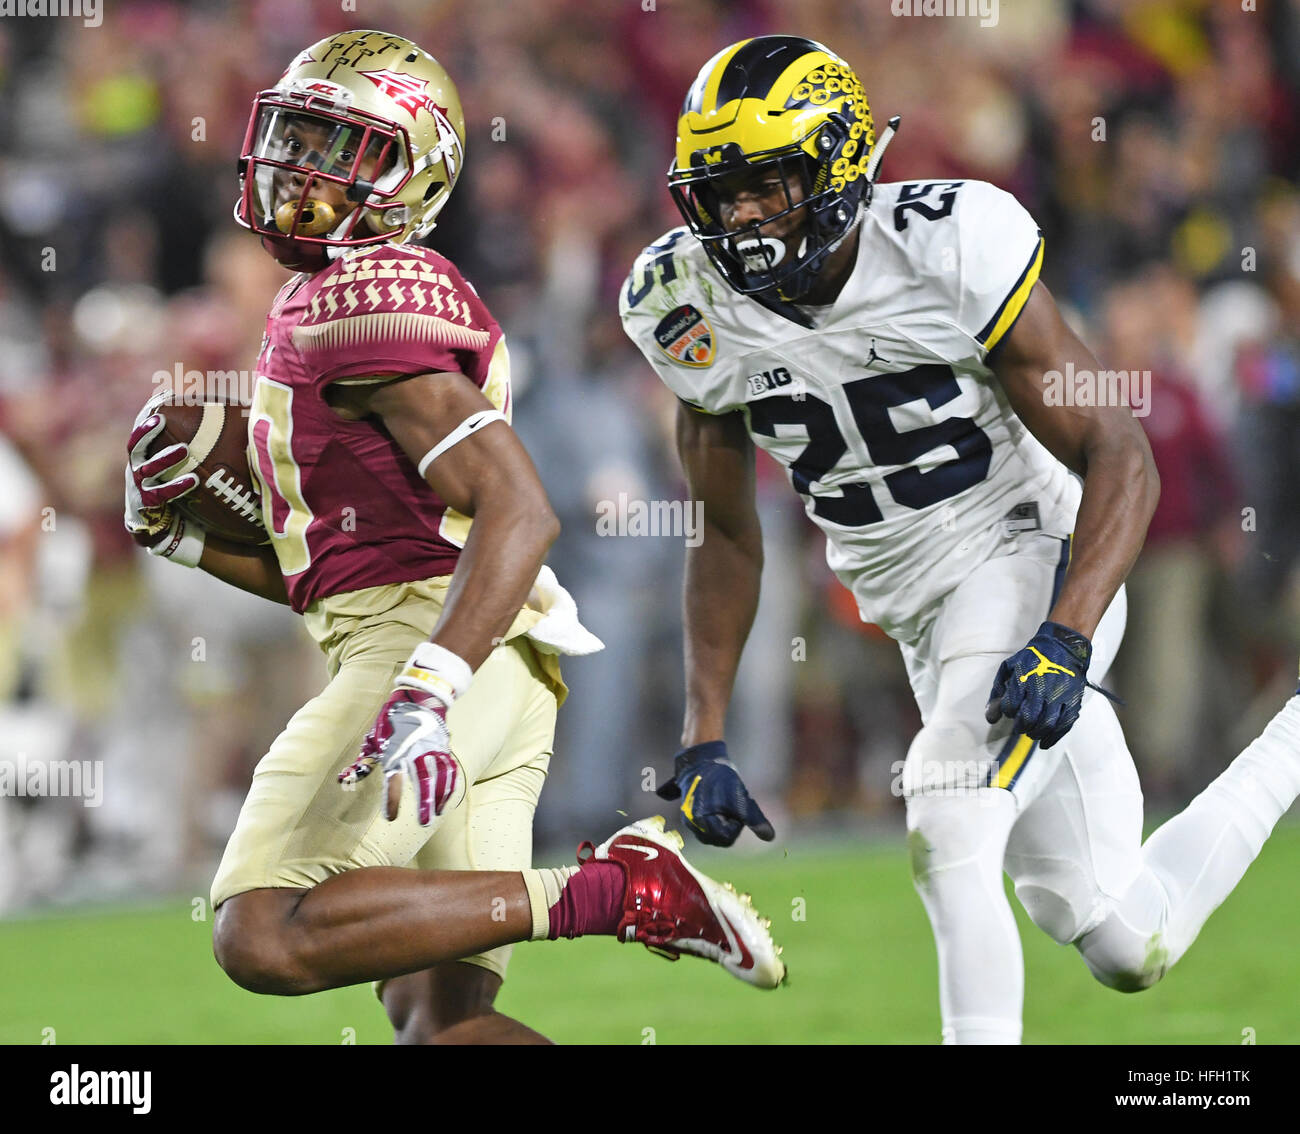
<box><xmin>389</xmin><ymin>1008</ymin><xmax>440</xmax><ymax>1045</ymax></box>
<box><xmin>1088</xmin><ymin>956</ymin><xmax>1164</xmax><ymax>994</ymax></box>
<box><xmin>383</xmin><ymin>983</ymin><xmax>442</xmax><ymax>1045</ymax></box>
<box><xmin>905</xmin><ymin>785</ymin><xmax>1016</xmax><ymax>886</ymax></box>
<box><xmin>212</xmin><ymin>894</ymin><xmax>317</xmax><ymax>996</ymax></box>
<box><xmin>383</xmin><ymin>965</ymin><xmax>512</xmax><ymax>1044</ymax></box>
<box><xmin>391</xmin><ymin>1012</ymin><xmax>493</xmax><ymax>1045</ymax></box>
<box><xmin>1077</xmin><ymin>929</ymin><xmax>1168</xmax><ymax>994</ymax></box>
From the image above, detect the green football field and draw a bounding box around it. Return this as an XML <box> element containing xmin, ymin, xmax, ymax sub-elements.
<box><xmin>2</xmin><ymin>822</ymin><xmax>1296</xmax><ymax>1045</ymax></box>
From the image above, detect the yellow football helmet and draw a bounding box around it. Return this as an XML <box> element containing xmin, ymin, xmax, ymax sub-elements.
<box><xmin>669</xmin><ymin>36</ymin><xmax>896</xmax><ymax>301</ymax></box>
<box><xmin>235</xmin><ymin>29</ymin><xmax>466</xmax><ymax>269</ymax></box>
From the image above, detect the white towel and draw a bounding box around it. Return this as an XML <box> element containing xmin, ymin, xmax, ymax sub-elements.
<box><xmin>524</xmin><ymin>565</ymin><xmax>605</xmax><ymax>656</ymax></box>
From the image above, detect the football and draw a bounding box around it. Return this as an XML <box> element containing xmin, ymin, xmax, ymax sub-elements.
<box><xmin>143</xmin><ymin>395</ymin><xmax>267</xmax><ymax>546</ymax></box>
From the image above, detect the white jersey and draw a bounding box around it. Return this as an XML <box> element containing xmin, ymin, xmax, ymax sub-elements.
<box><xmin>620</xmin><ymin>179</ymin><xmax>1081</xmax><ymax>645</ymax></box>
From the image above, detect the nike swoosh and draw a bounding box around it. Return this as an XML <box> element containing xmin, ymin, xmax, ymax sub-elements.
<box><xmin>617</xmin><ymin>844</ymin><xmax>658</xmax><ymax>861</ymax></box>
<box><xmin>716</xmin><ymin>909</ymin><xmax>754</xmax><ymax>970</ymax></box>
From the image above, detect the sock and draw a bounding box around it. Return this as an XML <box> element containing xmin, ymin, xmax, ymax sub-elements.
<box><xmin>520</xmin><ymin>862</ymin><xmax>623</xmax><ymax>941</ymax></box>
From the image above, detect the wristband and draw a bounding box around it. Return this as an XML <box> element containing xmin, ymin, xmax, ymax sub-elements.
<box><xmin>395</xmin><ymin>641</ymin><xmax>474</xmax><ymax>707</ymax></box>
<box><xmin>148</xmin><ymin>513</ymin><xmax>206</xmax><ymax>568</ymax></box>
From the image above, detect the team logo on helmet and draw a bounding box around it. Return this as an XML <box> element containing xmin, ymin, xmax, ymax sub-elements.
<box><xmin>654</xmin><ymin>305</ymin><xmax>715</xmax><ymax>368</ymax></box>
<box><xmin>356</xmin><ymin>68</ymin><xmax>447</xmax><ymax>122</ymax></box>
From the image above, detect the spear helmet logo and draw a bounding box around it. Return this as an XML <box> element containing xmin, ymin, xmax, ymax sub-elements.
<box><xmin>355</xmin><ymin>67</ymin><xmax>447</xmax><ymax>123</ymax></box>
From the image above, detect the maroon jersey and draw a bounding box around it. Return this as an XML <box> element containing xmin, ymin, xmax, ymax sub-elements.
<box><xmin>247</xmin><ymin>244</ymin><xmax>511</xmax><ymax>612</ymax></box>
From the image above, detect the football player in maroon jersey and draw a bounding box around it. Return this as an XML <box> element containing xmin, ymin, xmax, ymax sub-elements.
<box><xmin>124</xmin><ymin>30</ymin><xmax>783</xmax><ymax>1044</ymax></box>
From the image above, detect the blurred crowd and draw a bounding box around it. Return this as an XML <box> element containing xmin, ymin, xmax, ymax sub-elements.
<box><xmin>0</xmin><ymin>0</ymin><xmax>1297</xmax><ymax>910</ymax></box>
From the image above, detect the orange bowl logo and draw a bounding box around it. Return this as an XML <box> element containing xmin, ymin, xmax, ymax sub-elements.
<box><xmin>653</xmin><ymin>304</ymin><xmax>715</xmax><ymax>368</ymax></box>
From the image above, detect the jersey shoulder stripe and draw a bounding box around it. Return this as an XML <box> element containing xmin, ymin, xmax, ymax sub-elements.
<box><xmin>293</xmin><ymin>245</ymin><xmax>489</xmax><ymax>357</ymax></box>
<box><xmin>288</xmin><ymin>245</ymin><xmax>499</xmax><ymax>387</ymax></box>
<box><xmin>977</xmin><ymin>232</ymin><xmax>1044</xmax><ymax>353</ymax></box>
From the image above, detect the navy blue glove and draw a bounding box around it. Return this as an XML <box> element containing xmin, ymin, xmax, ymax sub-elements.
<box><xmin>656</xmin><ymin>741</ymin><xmax>775</xmax><ymax>847</ymax></box>
<box><xmin>984</xmin><ymin>621</ymin><xmax>1095</xmax><ymax>750</ymax></box>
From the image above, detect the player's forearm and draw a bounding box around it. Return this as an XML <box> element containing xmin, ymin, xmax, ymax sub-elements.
<box><xmin>682</xmin><ymin>518</ymin><xmax>764</xmax><ymax>747</ymax></box>
<box><xmin>1048</xmin><ymin>429</ymin><xmax>1159</xmax><ymax>638</ymax></box>
<box><xmin>197</xmin><ymin>537</ymin><xmax>291</xmax><ymax>605</ymax></box>
<box><xmin>428</xmin><ymin>495</ymin><xmax>560</xmax><ymax>671</ymax></box>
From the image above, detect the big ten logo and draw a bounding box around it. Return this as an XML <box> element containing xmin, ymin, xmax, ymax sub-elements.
<box><xmin>746</xmin><ymin>367</ymin><xmax>794</xmax><ymax>397</ymax></box>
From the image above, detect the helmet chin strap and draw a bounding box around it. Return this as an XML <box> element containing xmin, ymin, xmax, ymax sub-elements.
<box><xmin>325</xmin><ymin>210</ymin><xmax>356</xmax><ymax>261</ymax></box>
<box><xmin>324</xmin><ymin>202</ymin><xmax>404</xmax><ymax>260</ymax></box>
<box><xmin>822</xmin><ymin>200</ymin><xmax>865</xmax><ymax>258</ymax></box>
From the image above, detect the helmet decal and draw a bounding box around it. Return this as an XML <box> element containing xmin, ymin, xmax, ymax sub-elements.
<box><xmin>355</xmin><ymin>68</ymin><xmax>448</xmax><ymax>123</ymax></box>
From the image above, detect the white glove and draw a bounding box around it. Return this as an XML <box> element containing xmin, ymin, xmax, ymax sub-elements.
<box><xmin>124</xmin><ymin>410</ymin><xmax>206</xmax><ymax>568</ymax></box>
<box><xmin>338</xmin><ymin>642</ymin><xmax>473</xmax><ymax>826</ymax></box>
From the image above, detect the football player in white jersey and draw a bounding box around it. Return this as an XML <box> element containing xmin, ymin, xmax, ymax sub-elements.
<box><xmin>621</xmin><ymin>35</ymin><xmax>1300</xmax><ymax>1044</ymax></box>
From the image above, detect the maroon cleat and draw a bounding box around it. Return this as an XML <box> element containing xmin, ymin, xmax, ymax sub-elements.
<box><xmin>581</xmin><ymin>815</ymin><xmax>786</xmax><ymax>988</ymax></box>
